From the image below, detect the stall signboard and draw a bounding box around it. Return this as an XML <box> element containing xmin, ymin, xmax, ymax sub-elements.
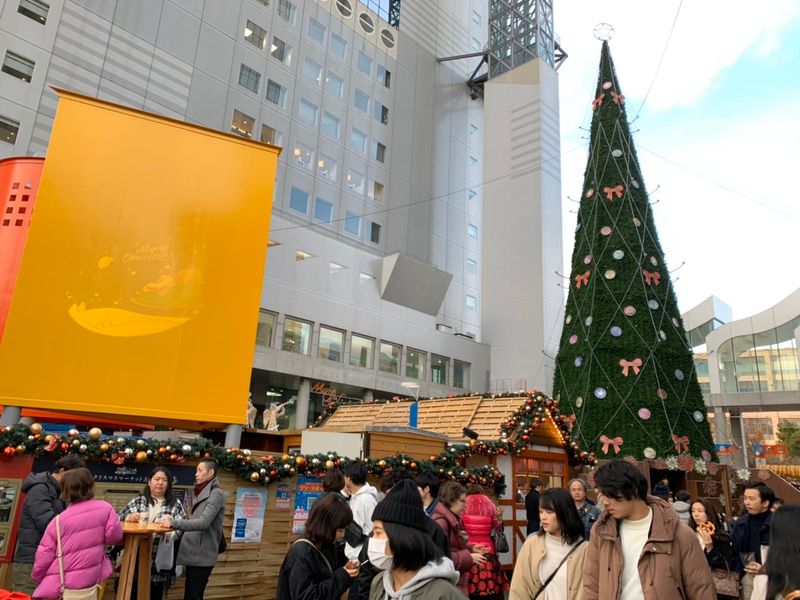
<box><xmin>275</xmin><ymin>483</ymin><xmax>292</xmax><ymax>510</ymax></box>
<box><xmin>291</xmin><ymin>477</ymin><xmax>323</xmax><ymax>535</ymax></box>
<box><xmin>232</xmin><ymin>487</ymin><xmax>267</xmax><ymax>543</ymax></box>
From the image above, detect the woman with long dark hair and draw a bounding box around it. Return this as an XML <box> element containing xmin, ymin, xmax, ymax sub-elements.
<box><xmin>688</xmin><ymin>499</ymin><xmax>734</xmax><ymax>570</ymax></box>
<box><xmin>118</xmin><ymin>466</ymin><xmax>186</xmax><ymax>600</ymax></box>
<box><xmin>509</xmin><ymin>488</ymin><xmax>586</xmax><ymax>600</ymax></box>
<box><xmin>751</xmin><ymin>504</ymin><xmax>800</xmax><ymax>600</ymax></box>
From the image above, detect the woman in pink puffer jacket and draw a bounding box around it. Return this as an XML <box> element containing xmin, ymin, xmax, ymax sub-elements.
<box><xmin>32</xmin><ymin>467</ymin><xmax>123</xmax><ymax>599</ymax></box>
<box><xmin>462</xmin><ymin>485</ymin><xmax>509</xmax><ymax>600</ymax></box>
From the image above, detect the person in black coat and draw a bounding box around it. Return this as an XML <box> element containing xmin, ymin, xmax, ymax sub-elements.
<box><xmin>277</xmin><ymin>494</ymin><xmax>359</xmax><ymax>600</ymax></box>
<box><xmin>525</xmin><ymin>478</ymin><xmax>543</xmax><ymax>536</ymax></box>
<box><xmin>689</xmin><ymin>498</ymin><xmax>735</xmax><ymax>569</ymax></box>
<box><xmin>12</xmin><ymin>454</ymin><xmax>85</xmax><ymax>596</ymax></box>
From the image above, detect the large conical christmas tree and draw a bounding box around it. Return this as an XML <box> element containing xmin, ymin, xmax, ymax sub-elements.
<box><xmin>552</xmin><ymin>42</ymin><xmax>716</xmax><ymax>464</ymax></box>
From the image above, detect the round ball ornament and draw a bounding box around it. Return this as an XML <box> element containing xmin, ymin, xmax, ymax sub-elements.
<box><xmin>600</xmin><ymin>226</ymin><xmax>612</xmax><ymax>236</ymax></box>
<box><xmin>67</xmin><ymin>428</ymin><xmax>79</xmax><ymax>438</ymax></box>
<box><xmin>2</xmin><ymin>446</ymin><xmax>15</xmax><ymax>459</ymax></box>
<box><xmin>325</xmin><ymin>460</ymin><xmax>335</xmax><ymax>469</ymax></box>
<box><xmin>594</xmin><ymin>387</ymin><xmax>607</xmax><ymax>399</ymax></box>
<box><xmin>643</xmin><ymin>447</ymin><xmax>657</xmax><ymax>459</ymax></box>
<box><xmin>583</xmin><ymin>255</ymin><xmax>593</xmax><ymax>264</ymax></box>
<box><xmin>610</xmin><ymin>326</ymin><xmax>622</xmax><ymax>337</ymax></box>
<box><xmin>565</xmin><ymin>314</ymin><xmax>572</xmax><ymax>324</ymax></box>
<box><xmin>585</xmin><ymin>188</ymin><xmax>594</xmax><ymax>198</ymax></box>
<box><xmin>136</xmin><ymin>439</ymin><xmax>147</xmax><ymax>449</ymax></box>
<box><xmin>585</xmin><ymin>316</ymin><xmax>593</xmax><ymax>326</ymax></box>
<box><xmin>659</xmin><ymin>330</ymin><xmax>667</xmax><ymax>341</ymax></box>
<box><xmin>249</xmin><ymin>472</ymin><xmax>261</xmax><ymax>483</ymax></box>
<box><xmin>135</xmin><ymin>451</ymin><xmax>148</xmax><ymax>463</ymax></box>
<box><xmin>638</xmin><ymin>408</ymin><xmax>651</xmax><ymax>420</ymax></box>
<box><xmin>575</xmin><ymin>396</ymin><xmax>584</xmax><ymax>408</ymax></box>
<box><xmin>88</xmin><ymin>427</ymin><xmax>103</xmax><ymax>441</ymax></box>
<box><xmin>79</xmin><ymin>444</ymin><xmax>88</xmax><ymax>453</ymax></box>
<box><xmin>605</xmin><ymin>270</ymin><xmax>616</xmax><ymax>280</ymax></box>
<box><xmin>623</xmin><ymin>305</ymin><xmax>637</xmax><ymax>317</ymax></box>
<box><xmin>631</xmin><ymin>179</ymin><xmax>640</xmax><ymax>189</ymax></box>
<box><xmin>71</xmin><ymin>439</ymin><xmax>80</xmax><ymax>447</ymax></box>
<box><xmin>674</xmin><ymin>369</ymin><xmax>685</xmax><ymax>381</ymax></box>
<box><xmin>633</xmin><ymin>217</ymin><xmax>641</xmax><ymax>227</ymax></box>
<box><xmin>15</xmin><ymin>444</ymin><xmax>26</xmax><ymax>455</ymax></box>
<box><xmin>602</xmin><ymin>81</ymin><xmax>613</xmax><ymax>90</ymax></box>
<box><xmin>574</xmin><ymin>356</ymin><xmax>583</xmax><ymax>368</ymax></box>
<box><xmin>612</xmin><ymin>250</ymin><xmax>624</xmax><ymax>260</ymax></box>
<box><xmin>569</xmin><ymin>334</ymin><xmax>578</xmax><ymax>345</ymax></box>
<box><xmin>124</xmin><ymin>448</ymin><xmax>134</xmax><ymax>457</ymax></box>
<box><xmin>181</xmin><ymin>444</ymin><xmax>192</xmax><ymax>454</ymax></box>
<box><xmin>693</xmin><ymin>411</ymin><xmax>704</xmax><ymax>423</ymax></box>
<box><xmin>611</xmin><ymin>149</ymin><xmax>623</xmax><ymax>158</ymax></box>
<box><xmin>656</xmin><ymin>389</ymin><xmax>668</xmax><ymax>400</ymax></box>
<box><xmin>648</xmin><ymin>299</ymin><xmax>660</xmax><ymax>310</ymax></box>
<box><xmin>29</xmin><ymin>423</ymin><xmax>43</xmax><ymax>435</ymax></box>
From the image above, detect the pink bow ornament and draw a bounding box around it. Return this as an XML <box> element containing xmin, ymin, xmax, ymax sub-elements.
<box><xmin>672</xmin><ymin>434</ymin><xmax>689</xmax><ymax>453</ymax></box>
<box><xmin>600</xmin><ymin>435</ymin><xmax>623</xmax><ymax>454</ymax></box>
<box><xmin>619</xmin><ymin>358</ymin><xmax>642</xmax><ymax>377</ymax></box>
<box><xmin>575</xmin><ymin>271</ymin><xmax>591</xmax><ymax>289</ymax></box>
<box><xmin>603</xmin><ymin>184</ymin><xmax>624</xmax><ymax>200</ymax></box>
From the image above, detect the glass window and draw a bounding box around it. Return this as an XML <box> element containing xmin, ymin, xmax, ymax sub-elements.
<box><xmin>303</xmin><ymin>57</ymin><xmax>322</xmax><ymax>86</ymax></box>
<box><xmin>344</xmin><ymin>211</ymin><xmax>361</xmax><ymax>236</ymax></box>
<box><xmin>289</xmin><ymin>186</ymin><xmax>309</xmax><ymax>214</ymax></box>
<box><xmin>373</xmin><ymin>102</ymin><xmax>388</xmax><ymax>125</ymax></box>
<box><xmin>372</xmin><ymin>140</ymin><xmax>386</xmax><ymax>163</ymax></box>
<box><xmin>335</xmin><ymin>0</ymin><xmax>353</xmax><ymax>17</ymax></box>
<box><xmin>271</xmin><ymin>36</ymin><xmax>293</xmax><ymax>65</ymax></box>
<box><xmin>0</xmin><ymin>115</ymin><xmax>20</xmax><ymax>145</ymax></box>
<box><xmin>230</xmin><ymin>109</ymin><xmax>255</xmax><ymax>137</ymax></box>
<box><xmin>368</xmin><ymin>221</ymin><xmax>381</xmax><ymax>243</ymax></box>
<box><xmin>298</xmin><ymin>98</ymin><xmax>318</xmax><ymax>127</ymax></box>
<box><xmin>244</xmin><ymin>19</ymin><xmax>267</xmax><ymax>49</ymax></box>
<box><xmin>472</xmin><ymin>10</ymin><xmax>481</xmax><ymax>25</ymax></box>
<box><xmin>277</xmin><ymin>0</ymin><xmax>297</xmax><ymax>24</ymax></box>
<box><xmin>406</xmin><ymin>349</ymin><xmax>426</xmax><ymax>379</ymax></box>
<box><xmin>318</xmin><ymin>154</ymin><xmax>337</xmax><ymax>181</ymax></box>
<box><xmin>18</xmin><ymin>0</ymin><xmax>50</xmax><ymax>24</ymax></box>
<box><xmin>376</xmin><ymin>64</ymin><xmax>391</xmax><ymax>88</ymax></box>
<box><xmin>238</xmin><ymin>64</ymin><xmax>261</xmax><ymax>93</ymax></box>
<box><xmin>324</xmin><ymin>71</ymin><xmax>344</xmax><ymax>98</ymax></box>
<box><xmin>471</xmin><ymin>38</ymin><xmax>481</xmax><ymax>52</ymax></box>
<box><xmin>469</xmin><ymin>156</ymin><xmax>478</xmax><ymax>166</ymax></box>
<box><xmin>308</xmin><ymin>17</ymin><xmax>326</xmax><ymax>44</ymax></box>
<box><xmin>454</xmin><ymin>360</ymin><xmax>471</xmax><ymax>389</ymax></box>
<box><xmin>314</xmin><ymin>197</ymin><xmax>333</xmax><ymax>223</ymax></box>
<box><xmin>321</xmin><ymin>112</ymin><xmax>341</xmax><ymax>139</ymax></box>
<box><xmin>318</xmin><ymin>326</ymin><xmax>344</xmax><ymax>361</ymax></box>
<box><xmin>255</xmin><ymin>310</ymin><xmax>276</xmax><ymax>348</ymax></box>
<box><xmin>350</xmin><ymin>333</ymin><xmax>374</xmax><ymax>368</ymax></box>
<box><xmin>282</xmin><ymin>317</ymin><xmax>311</xmax><ymax>354</ymax></box>
<box><xmin>467</xmin><ymin>259</ymin><xmax>477</xmax><ymax>274</ymax></box>
<box><xmin>261</xmin><ymin>124</ymin><xmax>283</xmax><ymax>146</ymax></box>
<box><xmin>265</xmin><ymin>79</ymin><xmax>287</xmax><ymax>107</ymax></box>
<box><xmin>2</xmin><ymin>50</ymin><xmax>35</xmax><ymax>83</ymax></box>
<box><xmin>354</xmin><ymin>88</ymin><xmax>369</xmax><ymax>112</ymax></box>
<box><xmin>350</xmin><ymin>128</ymin><xmax>367</xmax><ymax>153</ymax></box>
<box><xmin>469</xmin><ymin>123</ymin><xmax>479</xmax><ymax>135</ymax></box>
<box><xmin>345</xmin><ymin>169</ymin><xmax>364</xmax><ymax>194</ymax></box>
<box><xmin>466</xmin><ymin>295</ymin><xmax>477</xmax><ymax>310</ymax></box>
<box><xmin>330</xmin><ymin>33</ymin><xmax>347</xmax><ymax>59</ymax></box>
<box><xmin>468</xmin><ymin>189</ymin><xmax>477</xmax><ymax>200</ymax></box>
<box><xmin>357</xmin><ymin>51</ymin><xmax>372</xmax><ymax>76</ymax></box>
<box><xmin>379</xmin><ymin>341</ymin><xmax>401</xmax><ymax>374</ymax></box>
<box><xmin>431</xmin><ymin>354</ymin><xmax>449</xmax><ymax>385</ymax></box>
<box><xmin>291</xmin><ymin>142</ymin><xmax>314</xmax><ymax>170</ymax></box>
<box><xmin>467</xmin><ymin>224</ymin><xmax>478</xmax><ymax>239</ymax></box>
<box><xmin>369</xmin><ymin>180</ymin><xmax>383</xmax><ymax>203</ymax></box>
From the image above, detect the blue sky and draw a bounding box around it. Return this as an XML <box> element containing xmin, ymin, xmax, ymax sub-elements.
<box><xmin>555</xmin><ymin>1</ymin><xmax>800</xmax><ymax>319</ymax></box>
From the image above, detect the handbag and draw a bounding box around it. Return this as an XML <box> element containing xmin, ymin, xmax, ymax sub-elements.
<box><xmin>55</xmin><ymin>515</ymin><xmax>99</xmax><ymax>600</ymax></box>
<box><xmin>491</xmin><ymin>523</ymin><xmax>509</xmax><ymax>554</ymax></box>
<box><xmin>533</xmin><ymin>540</ymin><xmax>584</xmax><ymax>600</ymax></box>
<box><xmin>710</xmin><ymin>565</ymin><xmax>740</xmax><ymax>598</ymax></box>
<box><xmin>154</xmin><ymin>533</ymin><xmax>175</xmax><ymax>571</ymax></box>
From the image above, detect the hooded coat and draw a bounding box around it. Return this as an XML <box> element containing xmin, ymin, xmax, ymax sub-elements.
<box><xmin>368</xmin><ymin>557</ymin><xmax>464</xmax><ymax>600</ymax></box>
<box><xmin>432</xmin><ymin>502</ymin><xmax>473</xmax><ymax>595</ymax></box>
<box><xmin>345</xmin><ymin>483</ymin><xmax>379</xmax><ymax>558</ymax></box>
<box><xmin>583</xmin><ymin>496</ymin><xmax>715</xmax><ymax>600</ymax></box>
<box><xmin>14</xmin><ymin>473</ymin><xmax>64</xmax><ymax>563</ymax></box>
<box><xmin>672</xmin><ymin>500</ymin><xmax>691</xmax><ymax>525</ymax></box>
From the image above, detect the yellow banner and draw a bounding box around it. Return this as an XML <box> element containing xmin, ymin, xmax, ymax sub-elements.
<box><xmin>0</xmin><ymin>90</ymin><xmax>279</xmax><ymax>425</ymax></box>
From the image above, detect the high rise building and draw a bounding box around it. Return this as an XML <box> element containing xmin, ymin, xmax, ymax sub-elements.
<box><xmin>0</xmin><ymin>0</ymin><xmax>563</xmax><ymax>428</ymax></box>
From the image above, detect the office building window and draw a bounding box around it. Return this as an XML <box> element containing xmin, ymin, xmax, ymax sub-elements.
<box><xmin>308</xmin><ymin>17</ymin><xmax>326</xmax><ymax>44</ymax></box>
<box><xmin>254</xmin><ymin>0</ymin><xmax>270</xmax><ymax>5</ymax></box>
<box><xmin>467</xmin><ymin>259</ymin><xmax>477</xmax><ymax>274</ymax></box>
<box><xmin>321</xmin><ymin>112</ymin><xmax>341</xmax><ymax>139</ymax></box>
<box><xmin>238</xmin><ymin>64</ymin><xmax>261</xmax><ymax>93</ymax></box>
<box><xmin>346</xmin><ymin>169</ymin><xmax>364</xmax><ymax>194</ymax></box>
<box><xmin>469</xmin><ymin>155</ymin><xmax>478</xmax><ymax>166</ymax></box>
<box><xmin>406</xmin><ymin>349</ymin><xmax>426</xmax><ymax>379</ymax></box>
<box><xmin>298</xmin><ymin>98</ymin><xmax>318</xmax><ymax>127</ymax></box>
<box><xmin>289</xmin><ymin>186</ymin><xmax>309</xmax><ymax>214</ymax></box>
<box><xmin>324</xmin><ymin>71</ymin><xmax>344</xmax><ymax>98</ymax></box>
<box><xmin>330</xmin><ymin>33</ymin><xmax>347</xmax><ymax>60</ymax></box>
<box><xmin>271</xmin><ymin>36</ymin><xmax>292</xmax><ymax>65</ymax></box>
<box><xmin>318</xmin><ymin>326</ymin><xmax>344</xmax><ymax>361</ymax></box>
<box><xmin>230</xmin><ymin>109</ymin><xmax>255</xmax><ymax>137</ymax></box>
<box><xmin>303</xmin><ymin>57</ymin><xmax>322</xmax><ymax>86</ymax></box>
<box><xmin>470</xmin><ymin>123</ymin><xmax>479</xmax><ymax>135</ymax></box>
<box><xmin>336</xmin><ymin>0</ymin><xmax>353</xmax><ymax>17</ymax></box>
<box><xmin>292</xmin><ymin>142</ymin><xmax>314</xmax><ymax>169</ymax></box>
<box><xmin>468</xmin><ymin>189</ymin><xmax>477</xmax><ymax>200</ymax></box>
<box><xmin>454</xmin><ymin>360</ymin><xmax>471</xmax><ymax>389</ymax></box>
<box><xmin>18</xmin><ymin>0</ymin><xmax>49</xmax><ymax>23</ymax></box>
<box><xmin>282</xmin><ymin>317</ymin><xmax>311</xmax><ymax>354</ymax></box>
<box><xmin>2</xmin><ymin>51</ymin><xmax>35</xmax><ymax>83</ymax></box>
<box><xmin>255</xmin><ymin>310</ymin><xmax>277</xmax><ymax>348</ymax></box>
<box><xmin>260</xmin><ymin>124</ymin><xmax>282</xmax><ymax>146</ymax></box>
<box><xmin>372</xmin><ymin>140</ymin><xmax>386</xmax><ymax>163</ymax></box>
<box><xmin>368</xmin><ymin>221</ymin><xmax>381</xmax><ymax>243</ymax></box>
<box><xmin>467</xmin><ymin>224</ymin><xmax>478</xmax><ymax>239</ymax></box>
<box><xmin>314</xmin><ymin>197</ymin><xmax>334</xmax><ymax>223</ymax></box>
<box><xmin>277</xmin><ymin>0</ymin><xmax>297</xmax><ymax>24</ymax></box>
<box><xmin>265</xmin><ymin>79</ymin><xmax>287</xmax><ymax>108</ymax></box>
<box><xmin>376</xmin><ymin>64</ymin><xmax>391</xmax><ymax>88</ymax></box>
<box><xmin>379</xmin><ymin>341</ymin><xmax>401</xmax><ymax>374</ymax></box>
<box><xmin>350</xmin><ymin>128</ymin><xmax>367</xmax><ymax>153</ymax></box>
<box><xmin>354</xmin><ymin>88</ymin><xmax>369</xmax><ymax>112</ymax></box>
<box><xmin>344</xmin><ymin>211</ymin><xmax>361</xmax><ymax>236</ymax></box>
<box><xmin>431</xmin><ymin>354</ymin><xmax>449</xmax><ymax>385</ymax></box>
<box><xmin>471</xmin><ymin>37</ymin><xmax>481</xmax><ymax>52</ymax></box>
<box><xmin>1</xmin><ymin>115</ymin><xmax>20</xmax><ymax>145</ymax></box>
<box><xmin>373</xmin><ymin>102</ymin><xmax>388</xmax><ymax>125</ymax></box>
<box><xmin>369</xmin><ymin>180</ymin><xmax>384</xmax><ymax>203</ymax></box>
<box><xmin>466</xmin><ymin>295</ymin><xmax>476</xmax><ymax>310</ymax></box>
<box><xmin>318</xmin><ymin>154</ymin><xmax>337</xmax><ymax>181</ymax></box>
<box><xmin>357</xmin><ymin>51</ymin><xmax>372</xmax><ymax>76</ymax></box>
<box><xmin>244</xmin><ymin>19</ymin><xmax>267</xmax><ymax>49</ymax></box>
<box><xmin>350</xmin><ymin>333</ymin><xmax>374</xmax><ymax>368</ymax></box>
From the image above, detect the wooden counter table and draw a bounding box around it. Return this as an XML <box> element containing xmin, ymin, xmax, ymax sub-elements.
<box><xmin>116</xmin><ymin>522</ymin><xmax>172</xmax><ymax>600</ymax></box>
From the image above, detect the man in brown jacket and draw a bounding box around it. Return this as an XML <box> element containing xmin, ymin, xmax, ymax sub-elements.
<box><xmin>583</xmin><ymin>460</ymin><xmax>715</xmax><ymax>600</ymax></box>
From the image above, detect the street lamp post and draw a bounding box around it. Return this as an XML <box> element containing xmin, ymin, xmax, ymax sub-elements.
<box><xmin>400</xmin><ymin>382</ymin><xmax>420</xmax><ymax>428</ymax></box>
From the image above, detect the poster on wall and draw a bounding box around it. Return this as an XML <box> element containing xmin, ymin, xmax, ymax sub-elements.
<box><xmin>275</xmin><ymin>483</ymin><xmax>292</xmax><ymax>510</ymax></box>
<box><xmin>291</xmin><ymin>477</ymin><xmax>323</xmax><ymax>535</ymax></box>
<box><xmin>232</xmin><ymin>487</ymin><xmax>268</xmax><ymax>543</ymax></box>
<box><xmin>0</xmin><ymin>479</ymin><xmax>21</xmax><ymax>560</ymax></box>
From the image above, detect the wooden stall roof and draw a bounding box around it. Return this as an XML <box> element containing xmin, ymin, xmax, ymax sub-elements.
<box><xmin>320</xmin><ymin>395</ymin><xmax>565</xmax><ymax>446</ymax></box>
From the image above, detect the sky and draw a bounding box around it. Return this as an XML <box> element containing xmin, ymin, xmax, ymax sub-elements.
<box><xmin>552</xmin><ymin>1</ymin><xmax>800</xmax><ymax>320</ymax></box>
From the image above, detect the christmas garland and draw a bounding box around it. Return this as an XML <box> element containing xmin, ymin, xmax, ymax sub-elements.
<box><xmin>0</xmin><ymin>423</ymin><xmax>507</xmax><ymax>496</ymax></box>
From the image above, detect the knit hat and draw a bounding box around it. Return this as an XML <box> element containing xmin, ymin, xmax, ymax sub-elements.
<box><xmin>372</xmin><ymin>479</ymin><xmax>428</xmax><ymax>532</ymax></box>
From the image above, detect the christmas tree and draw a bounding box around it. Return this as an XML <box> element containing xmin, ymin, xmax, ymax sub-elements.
<box><xmin>552</xmin><ymin>41</ymin><xmax>716</xmax><ymax>464</ymax></box>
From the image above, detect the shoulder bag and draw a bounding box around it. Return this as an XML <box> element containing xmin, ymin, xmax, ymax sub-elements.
<box><xmin>710</xmin><ymin>564</ymin><xmax>740</xmax><ymax>598</ymax></box>
<box><xmin>293</xmin><ymin>538</ymin><xmax>333</xmax><ymax>572</ymax></box>
<box><xmin>55</xmin><ymin>515</ymin><xmax>99</xmax><ymax>600</ymax></box>
<box><xmin>491</xmin><ymin>523</ymin><xmax>509</xmax><ymax>554</ymax></box>
<box><xmin>532</xmin><ymin>540</ymin><xmax>584</xmax><ymax>600</ymax></box>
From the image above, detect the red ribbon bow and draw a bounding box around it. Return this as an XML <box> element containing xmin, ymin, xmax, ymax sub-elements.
<box><xmin>112</xmin><ymin>452</ymin><xmax>127</xmax><ymax>465</ymax></box>
<box><xmin>672</xmin><ymin>434</ymin><xmax>689</xmax><ymax>453</ymax></box>
<box><xmin>44</xmin><ymin>436</ymin><xmax>59</xmax><ymax>452</ymax></box>
<box><xmin>619</xmin><ymin>358</ymin><xmax>643</xmax><ymax>376</ymax></box>
<box><xmin>575</xmin><ymin>271</ymin><xmax>591</xmax><ymax>289</ymax></box>
<box><xmin>592</xmin><ymin>93</ymin><xmax>605</xmax><ymax>111</ymax></box>
<box><xmin>642</xmin><ymin>269</ymin><xmax>661</xmax><ymax>285</ymax></box>
<box><xmin>611</xmin><ymin>91</ymin><xmax>625</xmax><ymax>106</ymax></box>
<box><xmin>600</xmin><ymin>435</ymin><xmax>623</xmax><ymax>454</ymax></box>
<box><xmin>603</xmin><ymin>184</ymin><xmax>624</xmax><ymax>200</ymax></box>
<box><xmin>563</xmin><ymin>414</ymin><xmax>576</xmax><ymax>431</ymax></box>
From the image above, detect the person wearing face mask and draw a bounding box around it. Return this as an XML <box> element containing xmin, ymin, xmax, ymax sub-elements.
<box><xmin>118</xmin><ymin>466</ymin><xmax>186</xmax><ymax>599</ymax></box>
<box><xmin>368</xmin><ymin>479</ymin><xmax>463</xmax><ymax>600</ymax></box>
<box><xmin>277</xmin><ymin>493</ymin><xmax>359</xmax><ymax>600</ymax></box>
